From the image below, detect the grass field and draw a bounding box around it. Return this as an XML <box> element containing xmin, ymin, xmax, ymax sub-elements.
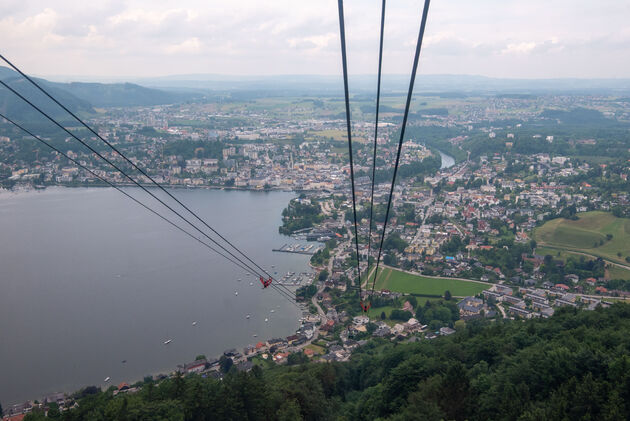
<box><xmin>535</xmin><ymin>246</ymin><xmax>578</xmax><ymax>260</ymax></box>
<box><xmin>534</xmin><ymin>211</ymin><xmax>630</xmax><ymax>265</ymax></box>
<box><xmin>307</xmin><ymin>129</ymin><xmax>347</xmax><ymax>141</ymax></box>
<box><xmin>536</xmin><ymin>246</ymin><xmax>630</xmax><ymax>280</ymax></box>
<box><xmin>369</xmin><ymin>267</ymin><xmax>490</xmax><ymax>297</ymax></box>
<box><xmin>607</xmin><ymin>266</ymin><xmax>630</xmax><ymax>281</ymax></box>
<box><xmin>304</xmin><ymin>344</ymin><xmax>325</xmax><ymax>355</ymax></box>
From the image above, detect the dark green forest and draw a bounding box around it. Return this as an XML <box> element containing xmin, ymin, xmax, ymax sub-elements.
<box><xmin>24</xmin><ymin>304</ymin><xmax>630</xmax><ymax>420</ymax></box>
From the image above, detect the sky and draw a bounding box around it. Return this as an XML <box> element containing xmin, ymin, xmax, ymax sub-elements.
<box><xmin>1</xmin><ymin>0</ymin><xmax>629</xmax><ymax>80</ymax></box>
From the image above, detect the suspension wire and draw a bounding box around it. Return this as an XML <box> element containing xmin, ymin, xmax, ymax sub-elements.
<box><xmin>0</xmin><ymin>54</ymin><xmax>295</xmax><ymax>298</ymax></box>
<box><xmin>366</xmin><ymin>0</ymin><xmax>387</xmax><ymax>300</ymax></box>
<box><xmin>0</xmin><ymin>80</ymin><xmax>294</xmax><ymax>300</ymax></box>
<box><xmin>370</xmin><ymin>0</ymin><xmax>431</xmax><ymax>304</ymax></box>
<box><xmin>0</xmin><ymin>112</ymin><xmax>298</xmax><ymax>306</ymax></box>
<box><xmin>337</xmin><ymin>0</ymin><xmax>364</xmax><ymax>307</ymax></box>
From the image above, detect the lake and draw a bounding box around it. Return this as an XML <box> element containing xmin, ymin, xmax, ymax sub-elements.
<box><xmin>0</xmin><ymin>188</ymin><xmax>309</xmax><ymax>405</ymax></box>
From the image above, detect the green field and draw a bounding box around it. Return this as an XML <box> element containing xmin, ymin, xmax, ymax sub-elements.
<box><xmin>369</xmin><ymin>267</ymin><xmax>490</xmax><ymax>297</ymax></box>
<box><xmin>535</xmin><ymin>246</ymin><xmax>579</xmax><ymax>261</ymax></box>
<box><xmin>536</xmin><ymin>246</ymin><xmax>630</xmax><ymax>280</ymax></box>
<box><xmin>534</xmin><ymin>211</ymin><xmax>630</xmax><ymax>265</ymax></box>
<box><xmin>607</xmin><ymin>266</ymin><xmax>630</xmax><ymax>281</ymax></box>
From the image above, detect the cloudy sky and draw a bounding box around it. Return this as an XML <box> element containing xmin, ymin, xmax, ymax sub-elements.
<box><xmin>1</xmin><ymin>0</ymin><xmax>629</xmax><ymax>80</ymax></box>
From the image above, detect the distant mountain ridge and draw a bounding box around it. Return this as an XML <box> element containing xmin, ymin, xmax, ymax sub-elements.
<box><xmin>133</xmin><ymin>73</ymin><xmax>630</xmax><ymax>95</ymax></box>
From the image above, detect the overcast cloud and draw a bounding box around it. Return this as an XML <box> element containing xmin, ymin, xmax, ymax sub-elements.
<box><xmin>1</xmin><ymin>0</ymin><xmax>629</xmax><ymax>79</ymax></box>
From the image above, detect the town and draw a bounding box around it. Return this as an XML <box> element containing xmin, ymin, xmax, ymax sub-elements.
<box><xmin>3</xmin><ymin>92</ymin><xmax>630</xmax><ymax>419</ymax></box>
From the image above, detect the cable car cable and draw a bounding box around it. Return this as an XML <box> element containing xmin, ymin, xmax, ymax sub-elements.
<box><xmin>0</xmin><ymin>80</ymin><xmax>275</xmax><ymax>290</ymax></box>
<box><xmin>369</xmin><ymin>0</ymin><xmax>431</xmax><ymax>302</ymax></box>
<box><xmin>366</xmin><ymin>0</ymin><xmax>386</xmax><ymax>300</ymax></box>
<box><xmin>0</xmin><ymin>111</ymin><xmax>298</xmax><ymax>307</ymax></box>
<box><xmin>0</xmin><ymin>54</ymin><xmax>295</xmax><ymax>297</ymax></box>
<box><xmin>337</xmin><ymin>0</ymin><xmax>364</xmax><ymax>305</ymax></box>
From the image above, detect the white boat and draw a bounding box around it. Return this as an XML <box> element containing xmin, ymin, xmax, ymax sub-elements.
<box><xmin>104</xmin><ymin>377</ymin><xmax>111</xmax><ymax>382</ymax></box>
<box><xmin>235</xmin><ymin>291</ymin><xmax>239</xmax><ymax>296</ymax></box>
<box><xmin>249</xmin><ymin>282</ymin><xmax>254</xmax><ymax>286</ymax></box>
<box><xmin>238</xmin><ymin>278</ymin><xmax>242</xmax><ymax>282</ymax></box>
<box><xmin>246</xmin><ymin>314</ymin><xmax>251</xmax><ymax>319</ymax></box>
<box><xmin>163</xmin><ymin>339</ymin><xmax>172</xmax><ymax>345</ymax></box>
<box><xmin>270</xmin><ymin>309</ymin><xmax>275</xmax><ymax>313</ymax></box>
<box><xmin>192</xmin><ymin>321</ymin><xmax>197</xmax><ymax>326</ymax></box>
<box><xmin>253</xmin><ymin>334</ymin><xmax>258</xmax><ymax>337</ymax></box>
<box><xmin>264</xmin><ymin>318</ymin><xmax>269</xmax><ymax>322</ymax></box>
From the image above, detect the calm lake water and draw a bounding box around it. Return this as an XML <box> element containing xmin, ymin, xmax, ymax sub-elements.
<box><xmin>0</xmin><ymin>188</ymin><xmax>309</xmax><ymax>405</ymax></box>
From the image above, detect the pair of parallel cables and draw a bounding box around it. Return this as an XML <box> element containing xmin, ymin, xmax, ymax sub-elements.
<box><xmin>337</xmin><ymin>0</ymin><xmax>431</xmax><ymax>312</ymax></box>
<box><xmin>0</xmin><ymin>54</ymin><xmax>298</xmax><ymax>306</ymax></box>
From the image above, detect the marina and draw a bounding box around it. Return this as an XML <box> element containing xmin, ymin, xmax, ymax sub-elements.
<box><xmin>276</xmin><ymin>271</ymin><xmax>315</xmax><ymax>286</ymax></box>
<box><xmin>272</xmin><ymin>243</ymin><xmax>323</xmax><ymax>255</ymax></box>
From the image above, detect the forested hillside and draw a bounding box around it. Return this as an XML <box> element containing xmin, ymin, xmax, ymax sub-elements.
<box><xmin>23</xmin><ymin>304</ymin><xmax>630</xmax><ymax>420</ymax></box>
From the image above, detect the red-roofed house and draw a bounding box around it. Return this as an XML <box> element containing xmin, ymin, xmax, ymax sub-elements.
<box><xmin>274</xmin><ymin>352</ymin><xmax>290</xmax><ymax>363</ymax></box>
<box><xmin>555</xmin><ymin>283</ymin><xmax>570</xmax><ymax>291</ymax></box>
<box><xmin>3</xmin><ymin>414</ymin><xmax>26</xmax><ymax>421</ymax></box>
<box><xmin>595</xmin><ymin>286</ymin><xmax>608</xmax><ymax>294</ymax></box>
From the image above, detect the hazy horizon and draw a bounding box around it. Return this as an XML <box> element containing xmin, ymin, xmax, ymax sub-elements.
<box><xmin>1</xmin><ymin>0</ymin><xmax>629</xmax><ymax>80</ymax></box>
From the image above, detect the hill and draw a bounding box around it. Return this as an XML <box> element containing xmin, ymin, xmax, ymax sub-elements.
<box><xmin>534</xmin><ymin>211</ymin><xmax>630</xmax><ymax>265</ymax></box>
<box><xmin>0</xmin><ymin>67</ymin><xmax>95</xmax><ymax>125</ymax></box>
<box><xmin>0</xmin><ymin>66</ymin><xmax>201</xmax><ymax>111</ymax></box>
<box><xmin>47</xmin><ymin>81</ymin><xmax>200</xmax><ymax>108</ymax></box>
<box><xmin>18</xmin><ymin>304</ymin><xmax>630</xmax><ymax>420</ymax></box>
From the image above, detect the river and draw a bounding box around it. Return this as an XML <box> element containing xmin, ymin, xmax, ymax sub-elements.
<box><xmin>0</xmin><ymin>188</ymin><xmax>308</xmax><ymax>405</ymax></box>
<box><xmin>439</xmin><ymin>150</ymin><xmax>455</xmax><ymax>169</ymax></box>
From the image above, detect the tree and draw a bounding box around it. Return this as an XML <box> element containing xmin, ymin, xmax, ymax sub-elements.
<box><xmin>381</xmin><ymin>311</ymin><xmax>387</xmax><ymax>320</ymax></box>
<box><xmin>287</xmin><ymin>351</ymin><xmax>309</xmax><ymax>366</ymax></box>
<box><xmin>384</xmin><ymin>233</ymin><xmax>408</xmax><ymax>252</ymax></box>
<box><xmin>219</xmin><ymin>355</ymin><xmax>233</xmax><ymax>373</ymax></box>
<box><xmin>444</xmin><ymin>290</ymin><xmax>452</xmax><ymax>301</ymax></box>
<box><xmin>318</xmin><ymin>270</ymin><xmax>329</xmax><ymax>282</ymax></box>
<box><xmin>195</xmin><ymin>354</ymin><xmax>207</xmax><ymax>361</ymax></box>
<box><xmin>276</xmin><ymin>398</ymin><xmax>303</xmax><ymax>421</ymax></box>
<box><xmin>390</xmin><ymin>309</ymin><xmax>413</xmax><ymax>321</ymax></box>
<box><xmin>46</xmin><ymin>402</ymin><xmax>61</xmax><ymax>419</ymax></box>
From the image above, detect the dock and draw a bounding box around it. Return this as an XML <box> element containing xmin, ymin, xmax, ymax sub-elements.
<box><xmin>272</xmin><ymin>243</ymin><xmax>323</xmax><ymax>255</ymax></box>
